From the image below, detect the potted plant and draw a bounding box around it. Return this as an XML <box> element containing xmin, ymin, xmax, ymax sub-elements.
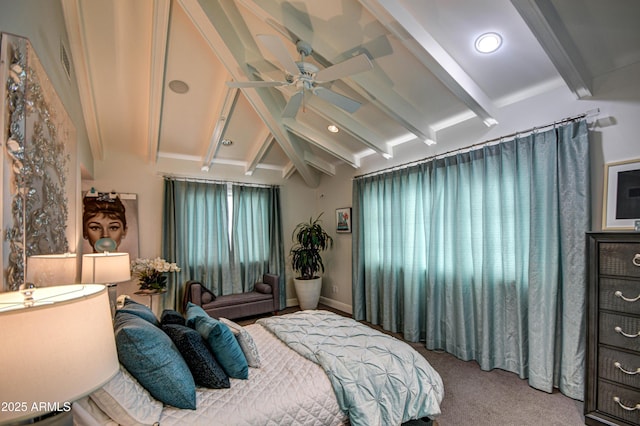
<box><xmin>290</xmin><ymin>213</ymin><xmax>333</xmax><ymax>310</ymax></box>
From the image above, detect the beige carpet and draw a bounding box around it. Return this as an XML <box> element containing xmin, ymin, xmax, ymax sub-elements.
<box><xmin>411</xmin><ymin>347</ymin><xmax>584</xmax><ymax>425</ymax></box>
<box><xmin>242</xmin><ymin>306</ymin><xmax>585</xmax><ymax>425</ymax></box>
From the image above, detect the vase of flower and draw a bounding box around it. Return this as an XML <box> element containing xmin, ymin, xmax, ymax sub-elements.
<box><xmin>131</xmin><ymin>257</ymin><xmax>180</xmax><ymax>292</ymax></box>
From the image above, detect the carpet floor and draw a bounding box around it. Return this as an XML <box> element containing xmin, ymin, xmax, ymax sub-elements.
<box><xmin>240</xmin><ymin>306</ymin><xmax>585</xmax><ymax>425</ymax></box>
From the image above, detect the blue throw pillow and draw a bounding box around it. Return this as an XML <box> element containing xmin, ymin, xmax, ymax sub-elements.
<box><xmin>113</xmin><ymin>312</ymin><xmax>196</xmax><ymax>409</ymax></box>
<box><xmin>185</xmin><ymin>302</ymin><xmax>209</xmax><ymax>328</ymax></box>
<box><xmin>118</xmin><ymin>299</ymin><xmax>159</xmax><ymax>326</ymax></box>
<box><xmin>194</xmin><ymin>315</ymin><xmax>249</xmax><ymax>379</ymax></box>
<box><xmin>162</xmin><ymin>324</ymin><xmax>230</xmax><ymax>389</ymax></box>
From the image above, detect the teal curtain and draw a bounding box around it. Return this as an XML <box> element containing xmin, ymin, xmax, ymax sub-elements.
<box><xmin>231</xmin><ymin>185</ymin><xmax>285</xmax><ymax>307</ymax></box>
<box><xmin>162</xmin><ymin>179</ymin><xmax>232</xmax><ymax>308</ymax></box>
<box><xmin>353</xmin><ymin>120</ymin><xmax>590</xmax><ymax>400</ymax></box>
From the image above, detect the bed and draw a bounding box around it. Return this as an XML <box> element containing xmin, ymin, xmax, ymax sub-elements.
<box><xmin>73</xmin><ymin>304</ymin><xmax>444</xmax><ymax>426</ymax></box>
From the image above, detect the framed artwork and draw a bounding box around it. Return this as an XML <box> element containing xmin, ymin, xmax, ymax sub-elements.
<box><xmin>603</xmin><ymin>158</ymin><xmax>640</xmax><ymax>230</ymax></box>
<box><xmin>336</xmin><ymin>207</ymin><xmax>352</xmax><ymax>233</ymax></box>
<box><xmin>82</xmin><ymin>190</ymin><xmax>140</xmax><ymax>260</ymax></box>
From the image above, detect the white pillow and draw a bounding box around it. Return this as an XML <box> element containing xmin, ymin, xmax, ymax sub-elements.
<box><xmin>219</xmin><ymin>317</ymin><xmax>262</xmax><ymax>368</ymax></box>
<box><xmin>90</xmin><ymin>365</ymin><xmax>162</xmax><ymax>426</ymax></box>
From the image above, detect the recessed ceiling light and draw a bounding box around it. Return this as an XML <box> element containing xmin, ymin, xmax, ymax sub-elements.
<box><xmin>221</xmin><ymin>139</ymin><xmax>233</xmax><ymax>146</ymax></box>
<box><xmin>475</xmin><ymin>32</ymin><xmax>502</xmax><ymax>54</ymax></box>
<box><xmin>168</xmin><ymin>79</ymin><xmax>189</xmax><ymax>94</ymax></box>
<box><xmin>327</xmin><ymin>124</ymin><xmax>339</xmax><ymax>133</ymax></box>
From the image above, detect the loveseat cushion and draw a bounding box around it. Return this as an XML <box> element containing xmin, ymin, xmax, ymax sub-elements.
<box><xmin>203</xmin><ymin>291</ymin><xmax>271</xmax><ymax>309</ymax></box>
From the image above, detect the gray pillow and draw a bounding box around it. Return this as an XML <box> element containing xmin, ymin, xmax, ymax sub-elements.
<box><xmin>219</xmin><ymin>317</ymin><xmax>262</xmax><ymax>368</ymax></box>
<box><xmin>254</xmin><ymin>282</ymin><xmax>272</xmax><ymax>294</ymax></box>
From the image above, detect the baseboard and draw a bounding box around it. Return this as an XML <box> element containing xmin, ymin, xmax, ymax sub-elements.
<box><xmin>319</xmin><ymin>296</ymin><xmax>352</xmax><ymax>315</ymax></box>
<box><xmin>286</xmin><ymin>297</ymin><xmax>352</xmax><ymax>315</ymax></box>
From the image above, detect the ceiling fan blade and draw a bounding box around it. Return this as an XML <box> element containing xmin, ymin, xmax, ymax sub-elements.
<box><xmin>315</xmin><ymin>54</ymin><xmax>373</xmax><ymax>82</ymax></box>
<box><xmin>256</xmin><ymin>34</ymin><xmax>300</xmax><ymax>77</ymax></box>
<box><xmin>226</xmin><ymin>80</ymin><xmax>287</xmax><ymax>88</ymax></box>
<box><xmin>282</xmin><ymin>92</ymin><xmax>303</xmax><ymax>118</ymax></box>
<box><xmin>314</xmin><ymin>87</ymin><xmax>361</xmax><ymax>113</ymax></box>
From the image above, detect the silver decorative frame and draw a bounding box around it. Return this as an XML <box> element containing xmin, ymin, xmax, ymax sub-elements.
<box><xmin>1</xmin><ymin>33</ymin><xmax>76</xmax><ymax>291</ymax></box>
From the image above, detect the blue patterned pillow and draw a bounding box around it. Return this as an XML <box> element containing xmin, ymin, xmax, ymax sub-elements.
<box><xmin>118</xmin><ymin>299</ymin><xmax>159</xmax><ymax>326</ymax></box>
<box><xmin>194</xmin><ymin>315</ymin><xmax>249</xmax><ymax>379</ymax></box>
<box><xmin>162</xmin><ymin>324</ymin><xmax>230</xmax><ymax>389</ymax></box>
<box><xmin>114</xmin><ymin>312</ymin><xmax>196</xmax><ymax>409</ymax></box>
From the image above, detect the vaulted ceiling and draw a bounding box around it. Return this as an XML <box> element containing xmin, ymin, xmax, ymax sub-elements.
<box><xmin>62</xmin><ymin>0</ymin><xmax>640</xmax><ymax>187</ymax></box>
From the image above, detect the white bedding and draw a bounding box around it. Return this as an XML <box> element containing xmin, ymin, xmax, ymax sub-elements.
<box><xmin>75</xmin><ymin>323</ymin><xmax>348</xmax><ymax>426</ymax></box>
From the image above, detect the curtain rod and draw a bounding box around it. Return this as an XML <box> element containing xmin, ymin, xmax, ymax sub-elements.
<box><xmin>353</xmin><ymin>109</ymin><xmax>599</xmax><ymax>180</ymax></box>
<box><xmin>162</xmin><ymin>174</ymin><xmax>277</xmax><ymax>189</ymax></box>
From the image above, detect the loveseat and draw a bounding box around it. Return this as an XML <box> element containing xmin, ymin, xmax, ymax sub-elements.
<box><xmin>183</xmin><ymin>274</ymin><xmax>279</xmax><ymax>320</ymax></box>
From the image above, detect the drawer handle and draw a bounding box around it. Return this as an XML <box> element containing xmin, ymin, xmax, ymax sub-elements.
<box><xmin>614</xmin><ymin>326</ymin><xmax>640</xmax><ymax>338</ymax></box>
<box><xmin>634</xmin><ymin>254</ymin><xmax>640</xmax><ymax>267</ymax></box>
<box><xmin>614</xmin><ymin>361</ymin><xmax>640</xmax><ymax>375</ymax></box>
<box><xmin>614</xmin><ymin>290</ymin><xmax>640</xmax><ymax>302</ymax></box>
<box><xmin>613</xmin><ymin>396</ymin><xmax>640</xmax><ymax>411</ymax></box>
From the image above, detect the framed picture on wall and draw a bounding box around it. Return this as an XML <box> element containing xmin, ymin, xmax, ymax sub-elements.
<box><xmin>82</xmin><ymin>190</ymin><xmax>140</xmax><ymax>259</ymax></box>
<box><xmin>603</xmin><ymin>158</ymin><xmax>640</xmax><ymax>230</ymax></box>
<box><xmin>336</xmin><ymin>207</ymin><xmax>352</xmax><ymax>233</ymax></box>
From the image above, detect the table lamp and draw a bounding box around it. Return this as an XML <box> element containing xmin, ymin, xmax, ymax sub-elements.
<box><xmin>26</xmin><ymin>253</ymin><xmax>78</xmax><ymax>287</ymax></box>
<box><xmin>81</xmin><ymin>252</ymin><xmax>131</xmax><ymax>317</ymax></box>
<box><xmin>0</xmin><ymin>284</ymin><xmax>119</xmax><ymax>425</ymax></box>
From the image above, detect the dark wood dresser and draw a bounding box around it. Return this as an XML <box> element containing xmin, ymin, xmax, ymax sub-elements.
<box><xmin>586</xmin><ymin>232</ymin><xmax>640</xmax><ymax>425</ymax></box>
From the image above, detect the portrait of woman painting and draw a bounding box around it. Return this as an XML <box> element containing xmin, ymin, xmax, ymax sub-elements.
<box><xmin>82</xmin><ymin>191</ymin><xmax>139</xmax><ymax>259</ymax></box>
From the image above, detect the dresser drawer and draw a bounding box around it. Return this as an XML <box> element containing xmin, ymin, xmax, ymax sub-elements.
<box><xmin>597</xmin><ymin>380</ymin><xmax>640</xmax><ymax>424</ymax></box>
<box><xmin>600</xmin><ymin>278</ymin><xmax>640</xmax><ymax>315</ymax></box>
<box><xmin>599</xmin><ymin>346</ymin><xmax>640</xmax><ymax>388</ymax></box>
<box><xmin>600</xmin><ymin>243</ymin><xmax>640</xmax><ymax>278</ymax></box>
<box><xmin>600</xmin><ymin>312</ymin><xmax>640</xmax><ymax>352</ymax></box>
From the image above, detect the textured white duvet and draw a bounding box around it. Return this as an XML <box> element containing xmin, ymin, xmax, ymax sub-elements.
<box><xmin>160</xmin><ymin>323</ymin><xmax>348</xmax><ymax>425</ymax></box>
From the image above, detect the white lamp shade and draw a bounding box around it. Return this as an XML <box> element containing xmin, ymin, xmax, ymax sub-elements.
<box><xmin>82</xmin><ymin>252</ymin><xmax>131</xmax><ymax>284</ymax></box>
<box><xmin>0</xmin><ymin>284</ymin><xmax>119</xmax><ymax>424</ymax></box>
<box><xmin>26</xmin><ymin>253</ymin><xmax>77</xmax><ymax>286</ymax></box>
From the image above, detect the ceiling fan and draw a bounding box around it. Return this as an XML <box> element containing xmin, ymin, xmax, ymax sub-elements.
<box><xmin>227</xmin><ymin>34</ymin><xmax>373</xmax><ymax>118</ymax></box>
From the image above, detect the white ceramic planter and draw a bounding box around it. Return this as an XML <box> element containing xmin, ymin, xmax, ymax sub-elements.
<box><xmin>294</xmin><ymin>277</ymin><xmax>322</xmax><ymax>310</ymax></box>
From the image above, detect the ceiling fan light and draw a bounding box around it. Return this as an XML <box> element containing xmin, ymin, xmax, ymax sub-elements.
<box><xmin>327</xmin><ymin>125</ymin><xmax>339</xmax><ymax>133</ymax></box>
<box><xmin>475</xmin><ymin>32</ymin><xmax>502</xmax><ymax>53</ymax></box>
